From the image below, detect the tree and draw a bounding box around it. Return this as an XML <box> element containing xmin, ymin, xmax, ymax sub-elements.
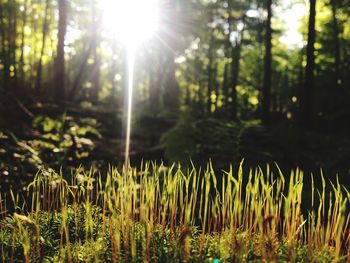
<box><xmin>35</xmin><ymin>0</ymin><xmax>50</xmax><ymax>95</ymax></box>
<box><xmin>0</xmin><ymin>0</ymin><xmax>9</xmax><ymax>89</ymax></box>
<box><xmin>262</xmin><ymin>0</ymin><xmax>272</xmax><ymax>125</ymax></box>
<box><xmin>19</xmin><ymin>0</ymin><xmax>29</xmax><ymax>82</ymax></box>
<box><xmin>330</xmin><ymin>0</ymin><xmax>341</xmax><ymax>88</ymax></box>
<box><xmin>162</xmin><ymin>0</ymin><xmax>180</xmax><ymax>114</ymax></box>
<box><xmin>206</xmin><ymin>12</ymin><xmax>215</xmax><ymax>115</ymax></box>
<box><xmin>89</xmin><ymin>3</ymin><xmax>101</xmax><ymax>103</ymax></box>
<box><xmin>54</xmin><ymin>0</ymin><xmax>67</xmax><ymax>103</ymax></box>
<box><xmin>300</xmin><ymin>0</ymin><xmax>316</xmax><ymax>127</ymax></box>
<box><xmin>230</xmin><ymin>16</ymin><xmax>245</xmax><ymax>120</ymax></box>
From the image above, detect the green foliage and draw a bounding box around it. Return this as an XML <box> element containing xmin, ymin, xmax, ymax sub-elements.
<box><xmin>161</xmin><ymin>116</ymin><xmax>271</xmax><ymax>167</ymax></box>
<box><xmin>0</xmin><ymin>113</ymin><xmax>103</xmax><ymax>192</ymax></box>
<box><xmin>0</xmin><ymin>163</ymin><xmax>349</xmax><ymax>262</ymax></box>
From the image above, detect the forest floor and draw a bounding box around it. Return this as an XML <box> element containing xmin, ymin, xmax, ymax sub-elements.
<box><xmin>1</xmin><ymin>92</ymin><xmax>350</xmax><ymax>195</ymax></box>
<box><xmin>0</xmin><ymin>93</ymin><xmax>173</xmax><ymax>194</ymax></box>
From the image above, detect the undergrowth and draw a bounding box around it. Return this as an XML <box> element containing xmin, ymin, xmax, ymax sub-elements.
<box><xmin>0</xmin><ymin>162</ymin><xmax>349</xmax><ymax>262</ymax></box>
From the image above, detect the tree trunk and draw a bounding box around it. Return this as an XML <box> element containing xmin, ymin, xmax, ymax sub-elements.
<box><xmin>330</xmin><ymin>0</ymin><xmax>340</xmax><ymax>88</ymax></box>
<box><xmin>213</xmin><ymin>63</ymin><xmax>219</xmax><ymax>112</ymax></box>
<box><xmin>54</xmin><ymin>0</ymin><xmax>67</xmax><ymax>103</ymax></box>
<box><xmin>163</xmin><ymin>52</ymin><xmax>180</xmax><ymax>112</ymax></box>
<box><xmin>149</xmin><ymin>52</ymin><xmax>161</xmax><ymax>113</ymax></box>
<box><xmin>207</xmin><ymin>44</ymin><xmax>213</xmax><ymax>114</ymax></box>
<box><xmin>89</xmin><ymin>5</ymin><xmax>101</xmax><ymax>103</ymax></box>
<box><xmin>109</xmin><ymin>42</ymin><xmax>118</xmax><ymax>107</ymax></box>
<box><xmin>223</xmin><ymin>11</ymin><xmax>232</xmax><ymax>116</ymax></box>
<box><xmin>230</xmin><ymin>44</ymin><xmax>242</xmax><ymax>120</ymax></box>
<box><xmin>19</xmin><ymin>0</ymin><xmax>28</xmax><ymax>81</ymax></box>
<box><xmin>230</xmin><ymin>18</ymin><xmax>245</xmax><ymax>120</ymax></box>
<box><xmin>262</xmin><ymin>0</ymin><xmax>272</xmax><ymax>125</ymax></box>
<box><xmin>300</xmin><ymin>0</ymin><xmax>316</xmax><ymax>128</ymax></box>
<box><xmin>35</xmin><ymin>0</ymin><xmax>50</xmax><ymax>95</ymax></box>
<box><xmin>162</xmin><ymin>0</ymin><xmax>180</xmax><ymax>114</ymax></box>
<box><xmin>0</xmin><ymin>0</ymin><xmax>9</xmax><ymax>89</ymax></box>
<box><xmin>222</xmin><ymin>61</ymin><xmax>229</xmax><ymax>113</ymax></box>
<box><xmin>9</xmin><ymin>0</ymin><xmax>18</xmax><ymax>86</ymax></box>
<box><xmin>90</xmin><ymin>46</ymin><xmax>101</xmax><ymax>102</ymax></box>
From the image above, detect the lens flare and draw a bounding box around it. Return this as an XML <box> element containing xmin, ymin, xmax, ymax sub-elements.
<box><xmin>102</xmin><ymin>0</ymin><xmax>159</xmax><ymax>49</ymax></box>
<box><xmin>101</xmin><ymin>0</ymin><xmax>159</xmax><ymax>167</ymax></box>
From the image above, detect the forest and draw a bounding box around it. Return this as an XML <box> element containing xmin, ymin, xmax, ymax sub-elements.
<box><xmin>0</xmin><ymin>0</ymin><xmax>350</xmax><ymax>262</ymax></box>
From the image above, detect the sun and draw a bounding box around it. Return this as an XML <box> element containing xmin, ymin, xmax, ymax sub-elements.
<box><xmin>101</xmin><ymin>0</ymin><xmax>159</xmax><ymax>49</ymax></box>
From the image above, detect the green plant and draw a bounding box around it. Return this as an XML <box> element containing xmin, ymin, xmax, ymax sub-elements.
<box><xmin>0</xmin><ymin>162</ymin><xmax>349</xmax><ymax>262</ymax></box>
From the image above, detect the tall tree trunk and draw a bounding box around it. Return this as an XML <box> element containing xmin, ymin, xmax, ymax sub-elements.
<box><xmin>9</xmin><ymin>0</ymin><xmax>18</xmax><ymax>86</ymax></box>
<box><xmin>30</xmin><ymin>13</ymin><xmax>39</xmax><ymax>89</ymax></box>
<box><xmin>223</xmin><ymin>10</ymin><xmax>232</xmax><ymax>116</ymax></box>
<box><xmin>149</xmin><ymin>52</ymin><xmax>161</xmax><ymax>113</ymax></box>
<box><xmin>19</xmin><ymin>0</ymin><xmax>29</xmax><ymax>81</ymax></box>
<box><xmin>109</xmin><ymin>43</ymin><xmax>118</xmax><ymax>107</ymax></box>
<box><xmin>35</xmin><ymin>0</ymin><xmax>50</xmax><ymax>95</ymax></box>
<box><xmin>300</xmin><ymin>0</ymin><xmax>316</xmax><ymax>127</ymax></box>
<box><xmin>262</xmin><ymin>0</ymin><xmax>272</xmax><ymax>125</ymax></box>
<box><xmin>163</xmin><ymin>52</ymin><xmax>180</xmax><ymax>112</ymax></box>
<box><xmin>162</xmin><ymin>0</ymin><xmax>180</xmax><ymax>114</ymax></box>
<box><xmin>330</xmin><ymin>0</ymin><xmax>340</xmax><ymax>88</ymax></box>
<box><xmin>0</xmin><ymin>0</ymin><xmax>9</xmax><ymax>89</ymax></box>
<box><xmin>90</xmin><ymin>5</ymin><xmax>101</xmax><ymax>103</ymax></box>
<box><xmin>213</xmin><ymin>62</ymin><xmax>219</xmax><ymax>112</ymax></box>
<box><xmin>222</xmin><ymin>61</ymin><xmax>229</xmax><ymax>113</ymax></box>
<box><xmin>207</xmin><ymin>43</ymin><xmax>214</xmax><ymax>115</ymax></box>
<box><xmin>230</xmin><ymin>19</ymin><xmax>245</xmax><ymax>120</ymax></box>
<box><xmin>54</xmin><ymin>0</ymin><xmax>67</xmax><ymax>103</ymax></box>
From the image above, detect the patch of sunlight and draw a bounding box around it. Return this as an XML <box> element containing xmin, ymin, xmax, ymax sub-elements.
<box><xmin>101</xmin><ymin>0</ymin><xmax>159</xmax><ymax>49</ymax></box>
<box><xmin>23</xmin><ymin>45</ymin><xmax>31</xmax><ymax>55</ymax></box>
<box><xmin>277</xmin><ymin>0</ymin><xmax>307</xmax><ymax>48</ymax></box>
<box><xmin>114</xmin><ymin>74</ymin><xmax>122</xmax><ymax>82</ymax></box>
<box><xmin>24</xmin><ymin>25</ymin><xmax>31</xmax><ymax>35</ymax></box>
<box><xmin>175</xmin><ymin>56</ymin><xmax>186</xmax><ymax>64</ymax></box>
<box><xmin>249</xmin><ymin>96</ymin><xmax>259</xmax><ymax>106</ymax></box>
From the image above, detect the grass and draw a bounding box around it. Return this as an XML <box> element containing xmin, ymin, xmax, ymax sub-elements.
<box><xmin>0</xmin><ymin>162</ymin><xmax>349</xmax><ymax>262</ymax></box>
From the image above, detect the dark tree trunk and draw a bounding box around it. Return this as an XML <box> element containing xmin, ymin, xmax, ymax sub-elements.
<box><xmin>149</xmin><ymin>52</ymin><xmax>161</xmax><ymax>113</ymax></box>
<box><xmin>162</xmin><ymin>0</ymin><xmax>180</xmax><ymax>114</ymax></box>
<box><xmin>9</xmin><ymin>0</ymin><xmax>18</xmax><ymax>86</ymax></box>
<box><xmin>300</xmin><ymin>0</ymin><xmax>316</xmax><ymax>128</ymax></box>
<box><xmin>19</xmin><ymin>0</ymin><xmax>28</xmax><ymax>81</ymax></box>
<box><xmin>213</xmin><ymin>63</ymin><xmax>219</xmax><ymax>111</ymax></box>
<box><xmin>222</xmin><ymin>62</ymin><xmax>229</xmax><ymax>111</ymax></box>
<box><xmin>0</xmin><ymin>0</ymin><xmax>9</xmax><ymax>89</ymax></box>
<box><xmin>163</xmin><ymin>52</ymin><xmax>180</xmax><ymax>112</ymax></box>
<box><xmin>330</xmin><ymin>0</ymin><xmax>340</xmax><ymax>88</ymax></box>
<box><xmin>262</xmin><ymin>0</ymin><xmax>272</xmax><ymax>125</ymax></box>
<box><xmin>230</xmin><ymin>18</ymin><xmax>245</xmax><ymax>121</ymax></box>
<box><xmin>35</xmin><ymin>0</ymin><xmax>50</xmax><ymax>95</ymax></box>
<box><xmin>207</xmin><ymin>44</ymin><xmax>213</xmax><ymax>115</ymax></box>
<box><xmin>223</xmin><ymin>11</ymin><xmax>232</xmax><ymax>116</ymax></box>
<box><xmin>54</xmin><ymin>0</ymin><xmax>67</xmax><ymax>103</ymax></box>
